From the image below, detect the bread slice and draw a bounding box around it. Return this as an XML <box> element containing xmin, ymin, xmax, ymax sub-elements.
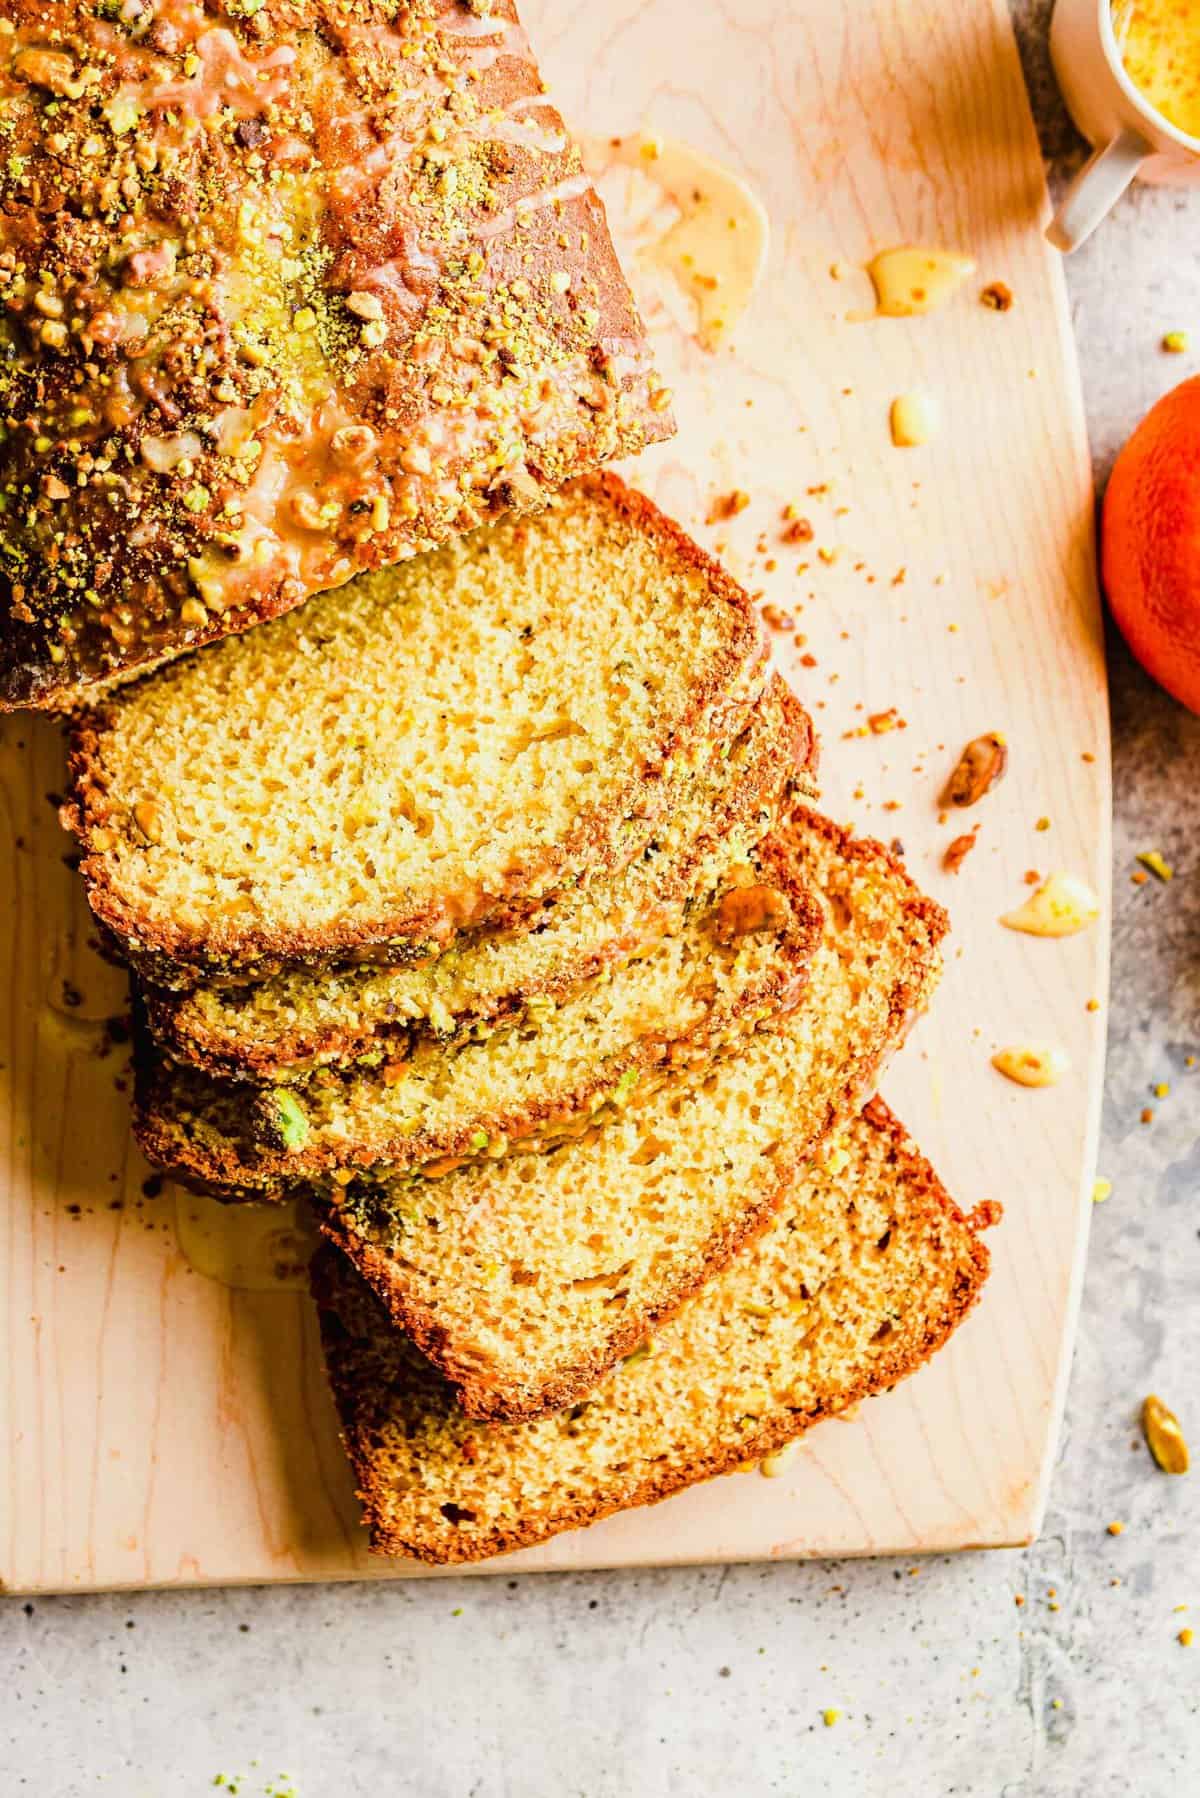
<box><xmin>0</xmin><ymin>2</ymin><xmax>672</xmax><ymax>711</ymax></box>
<box><xmin>139</xmin><ymin>678</ymin><xmax>814</xmax><ymax>1081</ymax></box>
<box><xmin>132</xmin><ymin>844</ymin><xmax>824</xmax><ymax>1199</ymax></box>
<box><xmin>312</xmin><ymin>1102</ymin><xmax>992</xmax><ymax>1565</ymax></box>
<box><xmin>320</xmin><ymin>809</ymin><xmax>948</xmax><ymax>1421</ymax></box>
<box><xmin>64</xmin><ymin>477</ymin><xmax>771</xmax><ymax>986</ymax></box>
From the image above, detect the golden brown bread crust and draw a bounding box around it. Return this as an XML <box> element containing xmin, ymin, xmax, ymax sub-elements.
<box><xmin>310</xmin><ymin>1101</ymin><xmax>992</xmax><ymax>1565</ymax></box>
<box><xmin>0</xmin><ymin>0</ymin><xmax>672</xmax><ymax>711</ymax></box>
<box><xmin>62</xmin><ymin>474</ymin><xmax>786</xmax><ymax>985</ymax></box>
<box><xmin>129</xmin><ymin>877</ymin><xmax>827</xmax><ymax>1197</ymax></box>
<box><xmin>138</xmin><ymin>678</ymin><xmax>816</xmax><ymax>1078</ymax></box>
<box><xmin>320</xmin><ymin>807</ymin><xmax>949</xmax><ymax>1423</ymax></box>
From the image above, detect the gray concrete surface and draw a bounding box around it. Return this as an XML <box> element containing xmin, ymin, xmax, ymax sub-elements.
<box><xmin>3</xmin><ymin>7</ymin><xmax>1198</xmax><ymax>1794</ymax></box>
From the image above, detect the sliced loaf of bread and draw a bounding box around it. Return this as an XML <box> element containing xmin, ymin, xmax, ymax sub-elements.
<box><xmin>140</xmin><ymin>678</ymin><xmax>813</xmax><ymax>1081</ymax></box>
<box><xmin>132</xmin><ymin>844</ymin><xmax>823</xmax><ymax>1199</ymax></box>
<box><xmin>312</xmin><ymin>1102</ymin><xmax>992</xmax><ymax>1565</ymax></box>
<box><xmin>320</xmin><ymin>809</ymin><xmax>948</xmax><ymax>1421</ymax></box>
<box><xmin>0</xmin><ymin>2</ymin><xmax>672</xmax><ymax>711</ymax></box>
<box><xmin>64</xmin><ymin>477</ymin><xmax>773</xmax><ymax>987</ymax></box>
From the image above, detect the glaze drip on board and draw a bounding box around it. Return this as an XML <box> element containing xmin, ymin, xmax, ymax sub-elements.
<box><xmin>582</xmin><ymin>134</ymin><xmax>769</xmax><ymax>349</ymax></box>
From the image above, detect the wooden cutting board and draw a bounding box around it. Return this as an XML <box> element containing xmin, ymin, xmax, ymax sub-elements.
<box><xmin>0</xmin><ymin>0</ymin><xmax>1110</xmax><ymax>1594</ymax></box>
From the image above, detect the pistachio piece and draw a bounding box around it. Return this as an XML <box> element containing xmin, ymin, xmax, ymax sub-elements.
<box><xmin>13</xmin><ymin>47</ymin><xmax>81</xmax><ymax>97</ymax></box>
<box><xmin>1000</xmin><ymin>872</ymin><xmax>1100</xmax><ymax>937</ymax></box>
<box><xmin>345</xmin><ymin>290</ymin><xmax>384</xmax><ymax>322</ymax></box>
<box><xmin>1142</xmin><ymin>1395</ymin><xmax>1189</xmax><ymax>1475</ymax></box>
<box><xmin>943</xmin><ymin>732</ymin><xmax>1007</xmax><ymax>806</ymax></box>
<box><xmin>822</xmin><ymin>1141</ymin><xmax>852</xmax><ymax>1177</ymax></box>
<box><xmin>133</xmin><ymin>799</ymin><xmax>163</xmax><ymax>844</ymax></box>
<box><xmin>713</xmin><ymin>883</ymin><xmax>790</xmax><ymax>943</ymax></box>
<box><xmin>275</xmin><ymin>1091</ymin><xmax>310</xmax><ymax>1152</ymax></box>
<box><xmin>611</xmin><ymin>1067</ymin><xmax>639</xmax><ymax>1104</ymax></box>
<box><xmin>992</xmin><ymin>1043</ymin><xmax>1069</xmax><ymax>1088</ymax></box>
<box><xmin>1136</xmin><ymin>849</ymin><xmax>1173</xmax><ymax>883</ymax></box>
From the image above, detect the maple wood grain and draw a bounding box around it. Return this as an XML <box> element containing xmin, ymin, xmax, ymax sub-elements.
<box><xmin>0</xmin><ymin>0</ymin><xmax>1109</xmax><ymax>1592</ymax></box>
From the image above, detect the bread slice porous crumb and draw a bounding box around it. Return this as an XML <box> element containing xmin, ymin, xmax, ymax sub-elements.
<box><xmin>312</xmin><ymin>1102</ymin><xmax>991</xmax><ymax>1565</ymax></box>
<box><xmin>320</xmin><ymin>808</ymin><xmax>948</xmax><ymax>1421</ymax></box>
<box><xmin>65</xmin><ymin>478</ymin><xmax>772</xmax><ymax>985</ymax></box>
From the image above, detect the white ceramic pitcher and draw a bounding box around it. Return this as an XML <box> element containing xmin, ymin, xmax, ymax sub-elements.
<box><xmin>1049</xmin><ymin>0</ymin><xmax>1200</xmax><ymax>252</ymax></box>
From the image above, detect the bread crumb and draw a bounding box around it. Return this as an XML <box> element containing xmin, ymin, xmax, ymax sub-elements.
<box><xmin>867</xmin><ymin>708</ymin><xmax>904</xmax><ymax>734</ymax></box>
<box><xmin>708</xmin><ymin>490</ymin><xmax>751</xmax><ymax>524</ymax></box>
<box><xmin>761</xmin><ymin>605</ymin><xmax>795</xmax><ymax>632</ymax></box>
<box><xmin>943</xmin><ymin>829</ymin><xmax>979</xmax><ymax>874</ymax></box>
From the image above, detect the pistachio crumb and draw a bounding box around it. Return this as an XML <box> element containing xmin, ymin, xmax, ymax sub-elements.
<box><xmin>1142</xmin><ymin>1395</ymin><xmax>1190</xmax><ymax>1474</ymax></box>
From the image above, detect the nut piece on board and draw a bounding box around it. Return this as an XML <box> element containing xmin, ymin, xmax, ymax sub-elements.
<box><xmin>1142</xmin><ymin>1395</ymin><xmax>1190</xmax><ymax>1475</ymax></box>
<box><xmin>943</xmin><ymin>732</ymin><xmax>1008</xmax><ymax>807</ymax></box>
<box><xmin>1000</xmin><ymin>872</ymin><xmax>1100</xmax><ymax>937</ymax></box>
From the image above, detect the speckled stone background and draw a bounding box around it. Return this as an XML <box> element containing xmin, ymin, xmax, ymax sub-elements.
<box><xmin>3</xmin><ymin>6</ymin><xmax>1198</xmax><ymax>1794</ymax></box>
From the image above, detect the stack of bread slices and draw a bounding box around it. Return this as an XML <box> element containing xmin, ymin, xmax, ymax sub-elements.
<box><xmin>61</xmin><ymin>474</ymin><xmax>993</xmax><ymax>1565</ymax></box>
